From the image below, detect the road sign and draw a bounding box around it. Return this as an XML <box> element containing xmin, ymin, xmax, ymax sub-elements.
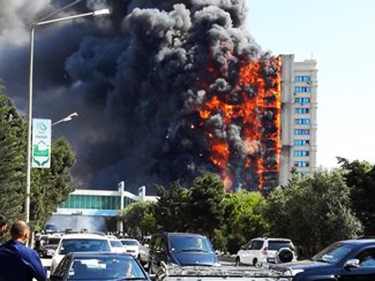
<box><xmin>32</xmin><ymin>118</ymin><xmax>51</xmax><ymax>168</ymax></box>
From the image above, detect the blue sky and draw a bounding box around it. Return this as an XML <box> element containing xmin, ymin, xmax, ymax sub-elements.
<box><xmin>246</xmin><ymin>0</ymin><xmax>375</xmax><ymax>169</ymax></box>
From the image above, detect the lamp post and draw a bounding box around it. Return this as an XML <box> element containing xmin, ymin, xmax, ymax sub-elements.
<box><xmin>52</xmin><ymin>112</ymin><xmax>78</xmax><ymax>126</ymax></box>
<box><xmin>26</xmin><ymin>8</ymin><xmax>110</xmax><ymax>223</ymax></box>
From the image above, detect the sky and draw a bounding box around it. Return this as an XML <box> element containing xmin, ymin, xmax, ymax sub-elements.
<box><xmin>245</xmin><ymin>0</ymin><xmax>375</xmax><ymax>169</ymax></box>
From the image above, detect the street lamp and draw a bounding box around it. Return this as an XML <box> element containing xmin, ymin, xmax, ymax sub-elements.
<box><xmin>52</xmin><ymin>112</ymin><xmax>78</xmax><ymax>126</ymax></box>
<box><xmin>26</xmin><ymin>8</ymin><xmax>110</xmax><ymax>223</ymax></box>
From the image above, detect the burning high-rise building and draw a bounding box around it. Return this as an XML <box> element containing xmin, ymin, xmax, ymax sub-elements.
<box><xmin>0</xmin><ymin>1</ymin><xmax>317</xmax><ymax>194</ymax></box>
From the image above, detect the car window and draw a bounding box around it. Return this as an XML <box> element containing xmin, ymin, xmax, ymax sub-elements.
<box><xmin>48</xmin><ymin>237</ymin><xmax>61</xmax><ymax>246</ymax></box>
<box><xmin>355</xmin><ymin>248</ymin><xmax>375</xmax><ymax>267</ymax></box>
<box><xmin>121</xmin><ymin>240</ymin><xmax>139</xmax><ymax>246</ymax></box>
<box><xmin>110</xmin><ymin>240</ymin><xmax>123</xmax><ymax>247</ymax></box>
<box><xmin>251</xmin><ymin>240</ymin><xmax>263</xmax><ymax>250</ymax></box>
<box><xmin>313</xmin><ymin>242</ymin><xmax>354</xmax><ymax>264</ymax></box>
<box><xmin>169</xmin><ymin>235</ymin><xmax>213</xmax><ymax>253</ymax></box>
<box><xmin>268</xmin><ymin>241</ymin><xmax>293</xmax><ymax>251</ymax></box>
<box><xmin>59</xmin><ymin>239</ymin><xmax>111</xmax><ymax>254</ymax></box>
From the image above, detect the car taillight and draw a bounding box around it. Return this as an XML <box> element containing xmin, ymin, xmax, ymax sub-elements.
<box><xmin>262</xmin><ymin>247</ymin><xmax>268</xmax><ymax>255</ymax></box>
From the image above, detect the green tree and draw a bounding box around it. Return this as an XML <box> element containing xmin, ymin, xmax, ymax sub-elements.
<box><xmin>185</xmin><ymin>173</ymin><xmax>225</xmax><ymax>239</ymax></box>
<box><xmin>262</xmin><ymin>169</ymin><xmax>362</xmax><ymax>258</ymax></box>
<box><xmin>0</xmin><ymin>87</ymin><xmax>27</xmax><ymax>225</ymax></box>
<box><xmin>119</xmin><ymin>200</ymin><xmax>156</xmax><ymax>238</ymax></box>
<box><xmin>222</xmin><ymin>191</ymin><xmax>269</xmax><ymax>254</ymax></box>
<box><xmin>31</xmin><ymin>138</ymin><xmax>76</xmax><ymax>227</ymax></box>
<box><xmin>153</xmin><ymin>181</ymin><xmax>190</xmax><ymax>232</ymax></box>
<box><xmin>338</xmin><ymin>157</ymin><xmax>375</xmax><ymax>235</ymax></box>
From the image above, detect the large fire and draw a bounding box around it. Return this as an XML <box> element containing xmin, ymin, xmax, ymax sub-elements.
<box><xmin>197</xmin><ymin>56</ymin><xmax>282</xmax><ymax>192</ymax></box>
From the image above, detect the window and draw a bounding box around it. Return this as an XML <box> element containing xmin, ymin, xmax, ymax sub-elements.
<box><xmin>295</xmin><ymin>97</ymin><xmax>310</xmax><ymax>104</ymax></box>
<box><xmin>295</xmin><ymin>86</ymin><xmax>311</xmax><ymax>93</ymax></box>
<box><xmin>295</xmin><ymin>76</ymin><xmax>311</xmax><ymax>83</ymax></box>
<box><xmin>294</xmin><ymin>161</ymin><xmax>310</xmax><ymax>167</ymax></box>
<box><xmin>295</xmin><ymin>150</ymin><xmax>310</xmax><ymax>157</ymax></box>
<box><xmin>295</xmin><ymin>118</ymin><xmax>310</xmax><ymax>125</ymax></box>
<box><xmin>295</xmin><ymin>108</ymin><xmax>310</xmax><ymax>114</ymax></box>
<box><xmin>295</xmin><ymin>129</ymin><xmax>310</xmax><ymax>135</ymax></box>
<box><xmin>295</xmin><ymin>140</ymin><xmax>310</xmax><ymax>146</ymax></box>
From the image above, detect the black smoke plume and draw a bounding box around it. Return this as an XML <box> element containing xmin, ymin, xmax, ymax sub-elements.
<box><xmin>0</xmin><ymin>0</ymin><xmax>279</xmax><ymax>193</ymax></box>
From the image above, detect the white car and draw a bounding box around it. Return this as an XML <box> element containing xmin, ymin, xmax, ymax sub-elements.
<box><xmin>51</xmin><ymin>233</ymin><xmax>112</xmax><ymax>273</ymax></box>
<box><xmin>120</xmin><ymin>238</ymin><xmax>140</xmax><ymax>259</ymax></box>
<box><xmin>235</xmin><ymin>237</ymin><xmax>296</xmax><ymax>266</ymax></box>
<box><xmin>109</xmin><ymin>238</ymin><xmax>127</xmax><ymax>253</ymax></box>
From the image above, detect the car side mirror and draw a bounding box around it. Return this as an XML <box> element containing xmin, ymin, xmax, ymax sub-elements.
<box><xmin>345</xmin><ymin>259</ymin><xmax>360</xmax><ymax>268</ymax></box>
<box><xmin>144</xmin><ymin>244</ymin><xmax>149</xmax><ymax>248</ymax></box>
<box><xmin>241</xmin><ymin>245</ymin><xmax>246</xmax><ymax>250</ymax></box>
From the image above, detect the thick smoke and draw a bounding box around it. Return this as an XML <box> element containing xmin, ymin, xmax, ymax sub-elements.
<box><xmin>0</xmin><ymin>0</ymin><xmax>278</xmax><ymax>193</ymax></box>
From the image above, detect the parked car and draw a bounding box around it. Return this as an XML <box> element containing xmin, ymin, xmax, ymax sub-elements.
<box><xmin>235</xmin><ymin>237</ymin><xmax>296</xmax><ymax>266</ymax></box>
<box><xmin>109</xmin><ymin>238</ymin><xmax>126</xmax><ymax>253</ymax></box>
<box><xmin>51</xmin><ymin>233</ymin><xmax>112</xmax><ymax>273</ymax></box>
<box><xmin>271</xmin><ymin>238</ymin><xmax>375</xmax><ymax>281</ymax></box>
<box><xmin>43</xmin><ymin>235</ymin><xmax>62</xmax><ymax>258</ymax></box>
<box><xmin>148</xmin><ymin>232</ymin><xmax>220</xmax><ymax>274</ymax></box>
<box><xmin>120</xmin><ymin>238</ymin><xmax>141</xmax><ymax>258</ymax></box>
<box><xmin>50</xmin><ymin>252</ymin><xmax>150</xmax><ymax>281</ymax></box>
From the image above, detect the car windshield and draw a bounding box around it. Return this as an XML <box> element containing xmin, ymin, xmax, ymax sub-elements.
<box><xmin>59</xmin><ymin>239</ymin><xmax>111</xmax><ymax>254</ymax></box>
<box><xmin>111</xmin><ymin>240</ymin><xmax>123</xmax><ymax>247</ymax></box>
<box><xmin>68</xmin><ymin>255</ymin><xmax>147</xmax><ymax>280</ymax></box>
<box><xmin>169</xmin><ymin>235</ymin><xmax>213</xmax><ymax>253</ymax></box>
<box><xmin>121</xmin><ymin>240</ymin><xmax>139</xmax><ymax>246</ymax></box>
<box><xmin>48</xmin><ymin>237</ymin><xmax>61</xmax><ymax>246</ymax></box>
<box><xmin>312</xmin><ymin>242</ymin><xmax>355</xmax><ymax>264</ymax></box>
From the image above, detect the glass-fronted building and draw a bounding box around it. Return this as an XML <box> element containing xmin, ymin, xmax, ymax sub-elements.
<box><xmin>48</xmin><ymin>185</ymin><xmax>158</xmax><ymax>233</ymax></box>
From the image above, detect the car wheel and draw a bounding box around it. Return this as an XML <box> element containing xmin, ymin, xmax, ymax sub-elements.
<box><xmin>252</xmin><ymin>258</ymin><xmax>258</xmax><ymax>267</ymax></box>
<box><xmin>235</xmin><ymin>257</ymin><xmax>241</xmax><ymax>266</ymax></box>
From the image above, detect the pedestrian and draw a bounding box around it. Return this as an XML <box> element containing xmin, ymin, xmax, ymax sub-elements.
<box><xmin>0</xmin><ymin>220</ymin><xmax>47</xmax><ymax>281</ymax></box>
<box><xmin>0</xmin><ymin>214</ymin><xmax>6</xmax><ymax>236</ymax></box>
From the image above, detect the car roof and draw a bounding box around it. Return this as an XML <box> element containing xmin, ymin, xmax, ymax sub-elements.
<box><xmin>166</xmin><ymin>232</ymin><xmax>207</xmax><ymax>238</ymax></box>
<box><xmin>252</xmin><ymin>237</ymin><xmax>292</xmax><ymax>241</ymax></box>
<box><xmin>339</xmin><ymin>239</ymin><xmax>375</xmax><ymax>245</ymax></box>
<box><xmin>60</xmin><ymin>233</ymin><xmax>108</xmax><ymax>240</ymax></box>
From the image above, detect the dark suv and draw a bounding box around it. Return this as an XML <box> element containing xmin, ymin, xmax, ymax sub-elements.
<box><xmin>272</xmin><ymin>239</ymin><xmax>375</xmax><ymax>280</ymax></box>
<box><xmin>148</xmin><ymin>232</ymin><xmax>219</xmax><ymax>274</ymax></box>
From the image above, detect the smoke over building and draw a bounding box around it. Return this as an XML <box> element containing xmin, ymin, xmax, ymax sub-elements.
<box><xmin>0</xmin><ymin>0</ymin><xmax>283</xmax><ymax>193</ymax></box>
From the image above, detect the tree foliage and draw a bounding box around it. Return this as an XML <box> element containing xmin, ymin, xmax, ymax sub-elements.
<box><xmin>0</xmin><ymin>87</ymin><xmax>27</xmax><ymax>224</ymax></box>
<box><xmin>31</xmin><ymin>138</ymin><xmax>76</xmax><ymax>228</ymax></box>
<box><xmin>119</xmin><ymin>200</ymin><xmax>156</xmax><ymax>238</ymax></box>
<box><xmin>221</xmin><ymin>191</ymin><xmax>269</xmax><ymax>254</ymax></box>
<box><xmin>338</xmin><ymin>157</ymin><xmax>375</xmax><ymax>235</ymax></box>
<box><xmin>0</xmin><ymin>82</ymin><xmax>77</xmax><ymax>230</ymax></box>
<box><xmin>262</xmin><ymin>168</ymin><xmax>362</xmax><ymax>258</ymax></box>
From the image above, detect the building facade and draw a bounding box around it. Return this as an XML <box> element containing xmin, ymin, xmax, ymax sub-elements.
<box><xmin>279</xmin><ymin>54</ymin><xmax>318</xmax><ymax>186</ymax></box>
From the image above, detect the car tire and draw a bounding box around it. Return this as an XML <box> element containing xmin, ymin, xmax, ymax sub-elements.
<box><xmin>276</xmin><ymin>247</ymin><xmax>294</xmax><ymax>263</ymax></box>
<box><xmin>235</xmin><ymin>257</ymin><xmax>242</xmax><ymax>266</ymax></box>
<box><xmin>252</xmin><ymin>258</ymin><xmax>258</xmax><ymax>267</ymax></box>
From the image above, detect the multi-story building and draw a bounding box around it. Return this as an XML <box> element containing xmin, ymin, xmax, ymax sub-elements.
<box><xmin>279</xmin><ymin>54</ymin><xmax>318</xmax><ymax>186</ymax></box>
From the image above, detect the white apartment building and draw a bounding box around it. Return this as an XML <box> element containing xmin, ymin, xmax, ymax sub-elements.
<box><xmin>279</xmin><ymin>54</ymin><xmax>318</xmax><ymax>186</ymax></box>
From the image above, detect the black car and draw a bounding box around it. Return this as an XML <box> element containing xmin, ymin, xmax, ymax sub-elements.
<box><xmin>50</xmin><ymin>252</ymin><xmax>151</xmax><ymax>281</ymax></box>
<box><xmin>148</xmin><ymin>232</ymin><xmax>220</xmax><ymax>274</ymax></box>
<box><xmin>271</xmin><ymin>239</ymin><xmax>375</xmax><ymax>281</ymax></box>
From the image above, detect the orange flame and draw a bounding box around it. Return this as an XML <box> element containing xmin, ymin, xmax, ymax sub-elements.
<box><xmin>197</xmin><ymin>56</ymin><xmax>282</xmax><ymax>191</ymax></box>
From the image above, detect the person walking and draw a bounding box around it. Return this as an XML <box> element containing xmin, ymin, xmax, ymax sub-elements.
<box><xmin>0</xmin><ymin>220</ymin><xmax>47</xmax><ymax>281</ymax></box>
<box><xmin>0</xmin><ymin>214</ymin><xmax>6</xmax><ymax>236</ymax></box>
